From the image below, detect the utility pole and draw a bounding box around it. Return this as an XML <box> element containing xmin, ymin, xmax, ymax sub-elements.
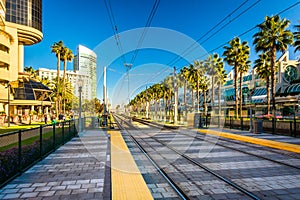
<box><xmin>124</xmin><ymin>63</ymin><xmax>132</xmax><ymax>118</ymax></box>
<box><xmin>103</xmin><ymin>66</ymin><xmax>107</xmax><ymax>126</ymax></box>
<box><xmin>146</xmin><ymin>86</ymin><xmax>149</xmax><ymax>119</ymax></box>
<box><xmin>174</xmin><ymin>67</ymin><xmax>178</xmax><ymax>125</ymax></box>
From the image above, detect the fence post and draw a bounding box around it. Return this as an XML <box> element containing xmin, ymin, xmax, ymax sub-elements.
<box><xmin>294</xmin><ymin>116</ymin><xmax>297</xmax><ymax>137</ymax></box>
<box><xmin>18</xmin><ymin>130</ymin><xmax>22</xmax><ymax>172</ymax></box>
<box><xmin>62</xmin><ymin>122</ymin><xmax>65</xmax><ymax>144</ymax></box>
<box><xmin>241</xmin><ymin>117</ymin><xmax>243</xmax><ymax>130</ymax></box>
<box><xmin>230</xmin><ymin>116</ymin><xmax>232</xmax><ymax>129</ymax></box>
<box><xmin>69</xmin><ymin>120</ymin><xmax>71</xmax><ymax>139</ymax></box>
<box><xmin>290</xmin><ymin>121</ymin><xmax>293</xmax><ymax>137</ymax></box>
<box><xmin>206</xmin><ymin>115</ymin><xmax>208</xmax><ymax>128</ymax></box>
<box><xmin>272</xmin><ymin>118</ymin><xmax>275</xmax><ymax>135</ymax></box>
<box><xmin>40</xmin><ymin>125</ymin><xmax>43</xmax><ymax>158</ymax></box>
<box><xmin>53</xmin><ymin>124</ymin><xmax>56</xmax><ymax>150</ymax></box>
<box><xmin>218</xmin><ymin>116</ymin><xmax>220</xmax><ymax>128</ymax></box>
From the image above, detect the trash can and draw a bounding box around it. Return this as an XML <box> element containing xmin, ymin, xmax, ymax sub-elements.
<box><xmin>254</xmin><ymin>119</ymin><xmax>263</xmax><ymax>134</ymax></box>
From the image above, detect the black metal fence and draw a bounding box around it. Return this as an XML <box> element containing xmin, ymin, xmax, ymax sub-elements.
<box><xmin>195</xmin><ymin>115</ymin><xmax>300</xmax><ymax>137</ymax></box>
<box><xmin>0</xmin><ymin>119</ymin><xmax>78</xmax><ymax>188</ymax></box>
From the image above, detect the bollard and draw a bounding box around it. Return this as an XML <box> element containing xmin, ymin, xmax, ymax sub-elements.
<box><xmin>62</xmin><ymin>122</ymin><xmax>65</xmax><ymax>144</ymax></box>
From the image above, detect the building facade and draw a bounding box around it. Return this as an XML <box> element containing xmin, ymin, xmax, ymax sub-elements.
<box><xmin>36</xmin><ymin>68</ymin><xmax>90</xmax><ymax>101</ymax></box>
<box><xmin>0</xmin><ymin>0</ymin><xmax>48</xmax><ymax>121</ymax></box>
<box><xmin>73</xmin><ymin>45</ymin><xmax>97</xmax><ymax>101</ymax></box>
<box><xmin>220</xmin><ymin>51</ymin><xmax>300</xmax><ymax>117</ymax></box>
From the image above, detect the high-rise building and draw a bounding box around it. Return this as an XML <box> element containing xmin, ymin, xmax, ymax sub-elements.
<box><xmin>0</xmin><ymin>0</ymin><xmax>48</xmax><ymax>119</ymax></box>
<box><xmin>73</xmin><ymin>45</ymin><xmax>97</xmax><ymax>100</ymax></box>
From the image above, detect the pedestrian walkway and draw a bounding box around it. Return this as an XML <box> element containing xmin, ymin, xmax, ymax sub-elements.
<box><xmin>0</xmin><ymin>129</ymin><xmax>110</xmax><ymax>199</ymax></box>
<box><xmin>198</xmin><ymin>128</ymin><xmax>300</xmax><ymax>153</ymax></box>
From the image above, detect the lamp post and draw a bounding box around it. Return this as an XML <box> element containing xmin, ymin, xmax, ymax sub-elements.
<box><xmin>78</xmin><ymin>78</ymin><xmax>83</xmax><ymax>133</ymax></box>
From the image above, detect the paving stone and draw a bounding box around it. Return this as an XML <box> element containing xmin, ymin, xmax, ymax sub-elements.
<box><xmin>38</xmin><ymin>191</ymin><xmax>55</xmax><ymax>197</ymax></box>
<box><xmin>35</xmin><ymin>186</ymin><xmax>51</xmax><ymax>192</ymax></box>
<box><xmin>54</xmin><ymin>189</ymin><xmax>72</xmax><ymax>196</ymax></box>
<box><xmin>19</xmin><ymin>187</ymin><xmax>36</xmax><ymax>193</ymax></box>
<box><xmin>50</xmin><ymin>185</ymin><xmax>66</xmax><ymax>190</ymax></box>
<box><xmin>71</xmin><ymin>188</ymin><xmax>88</xmax><ymax>194</ymax></box>
<box><xmin>20</xmin><ymin>192</ymin><xmax>39</xmax><ymax>198</ymax></box>
<box><xmin>3</xmin><ymin>193</ymin><xmax>21</xmax><ymax>199</ymax></box>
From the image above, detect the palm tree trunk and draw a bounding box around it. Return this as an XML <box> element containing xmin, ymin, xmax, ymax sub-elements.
<box><xmin>197</xmin><ymin>79</ymin><xmax>199</xmax><ymax>112</ymax></box>
<box><xmin>191</xmin><ymin>88</ymin><xmax>194</xmax><ymax>112</ymax></box>
<box><xmin>267</xmin><ymin>77</ymin><xmax>270</xmax><ymax>115</ymax></box>
<box><xmin>63</xmin><ymin>59</ymin><xmax>67</xmax><ymax>114</ymax></box>
<box><xmin>211</xmin><ymin>76</ymin><xmax>215</xmax><ymax>110</ymax></box>
<box><xmin>270</xmin><ymin>46</ymin><xmax>277</xmax><ymax>117</ymax></box>
<box><xmin>234</xmin><ymin>62</ymin><xmax>239</xmax><ymax>118</ymax></box>
<box><xmin>218</xmin><ymin>82</ymin><xmax>221</xmax><ymax>115</ymax></box>
<box><xmin>56</xmin><ymin>54</ymin><xmax>60</xmax><ymax>118</ymax></box>
<box><xmin>239</xmin><ymin>72</ymin><xmax>243</xmax><ymax>117</ymax></box>
<box><xmin>204</xmin><ymin>90</ymin><xmax>207</xmax><ymax>115</ymax></box>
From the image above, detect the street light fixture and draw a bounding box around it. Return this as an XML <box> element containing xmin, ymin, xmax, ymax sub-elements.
<box><xmin>78</xmin><ymin>78</ymin><xmax>84</xmax><ymax>134</ymax></box>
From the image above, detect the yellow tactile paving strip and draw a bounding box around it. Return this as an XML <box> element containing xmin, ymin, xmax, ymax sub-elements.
<box><xmin>109</xmin><ymin>130</ymin><xmax>153</xmax><ymax>200</ymax></box>
<box><xmin>198</xmin><ymin>129</ymin><xmax>300</xmax><ymax>154</ymax></box>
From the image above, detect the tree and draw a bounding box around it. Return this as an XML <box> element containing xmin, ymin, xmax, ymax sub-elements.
<box><xmin>215</xmin><ymin>58</ymin><xmax>226</xmax><ymax>116</ymax></box>
<box><xmin>253</xmin><ymin>15</ymin><xmax>293</xmax><ymax>118</ymax></box>
<box><xmin>51</xmin><ymin>41</ymin><xmax>65</xmax><ymax>116</ymax></box>
<box><xmin>237</xmin><ymin>43</ymin><xmax>251</xmax><ymax>117</ymax></box>
<box><xmin>223</xmin><ymin>37</ymin><xmax>250</xmax><ymax>118</ymax></box>
<box><xmin>254</xmin><ymin>53</ymin><xmax>271</xmax><ymax>114</ymax></box>
<box><xmin>24</xmin><ymin>66</ymin><xmax>38</xmax><ymax>79</ymax></box>
<box><xmin>205</xmin><ymin>53</ymin><xmax>223</xmax><ymax>111</ymax></box>
<box><xmin>294</xmin><ymin>23</ymin><xmax>300</xmax><ymax>52</ymax></box>
<box><xmin>61</xmin><ymin>47</ymin><xmax>74</xmax><ymax>114</ymax></box>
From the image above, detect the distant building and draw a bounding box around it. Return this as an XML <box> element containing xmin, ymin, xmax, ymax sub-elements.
<box><xmin>73</xmin><ymin>45</ymin><xmax>97</xmax><ymax>100</ymax></box>
<box><xmin>36</xmin><ymin>68</ymin><xmax>90</xmax><ymax>101</ymax></box>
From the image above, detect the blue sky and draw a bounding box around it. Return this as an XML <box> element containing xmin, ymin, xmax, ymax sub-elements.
<box><xmin>24</xmin><ymin>0</ymin><xmax>300</xmax><ymax>105</ymax></box>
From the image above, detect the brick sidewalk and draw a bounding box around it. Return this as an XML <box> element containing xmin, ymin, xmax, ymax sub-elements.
<box><xmin>0</xmin><ymin>129</ymin><xmax>110</xmax><ymax>200</ymax></box>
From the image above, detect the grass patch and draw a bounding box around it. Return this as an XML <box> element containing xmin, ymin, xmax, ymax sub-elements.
<box><xmin>0</xmin><ymin>122</ymin><xmax>47</xmax><ymax>135</ymax></box>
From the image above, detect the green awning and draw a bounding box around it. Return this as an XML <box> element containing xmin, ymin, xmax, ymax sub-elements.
<box><xmin>284</xmin><ymin>83</ymin><xmax>300</xmax><ymax>94</ymax></box>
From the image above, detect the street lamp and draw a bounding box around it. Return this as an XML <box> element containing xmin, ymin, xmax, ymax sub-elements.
<box><xmin>78</xmin><ymin>78</ymin><xmax>84</xmax><ymax>133</ymax></box>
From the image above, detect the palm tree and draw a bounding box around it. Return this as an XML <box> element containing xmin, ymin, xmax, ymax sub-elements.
<box><xmin>24</xmin><ymin>66</ymin><xmax>38</xmax><ymax>79</ymax></box>
<box><xmin>253</xmin><ymin>15</ymin><xmax>293</xmax><ymax>118</ymax></box>
<box><xmin>205</xmin><ymin>53</ymin><xmax>223</xmax><ymax>111</ymax></box>
<box><xmin>51</xmin><ymin>41</ymin><xmax>64</xmax><ymax>116</ymax></box>
<box><xmin>294</xmin><ymin>23</ymin><xmax>300</xmax><ymax>52</ymax></box>
<box><xmin>199</xmin><ymin>76</ymin><xmax>209</xmax><ymax>115</ymax></box>
<box><xmin>223</xmin><ymin>37</ymin><xmax>249</xmax><ymax>118</ymax></box>
<box><xmin>61</xmin><ymin>47</ymin><xmax>74</xmax><ymax>114</ymax></box>
<box><xmin>187</xmin><ymin>64</ymin><xmax>197</xmax><ymax>111</ymax></box>
<box><xmin>215</xmin><ymin>59</ymin><xmax>226</xmax><ymax>116</ymax></box>
<box><xmin>51</xmin><ymin>41</ymin><xmax>64</xmax><ymax>79</ymax></box>
<box><xmin>237</xmin><ymin>43</ymin><xmax>251</xmax><ymax>117</ymax></box>
<box><xmin>254</xmin><ymin>53</ymin><xmax>271</xmax><ymax>115</ymax></box>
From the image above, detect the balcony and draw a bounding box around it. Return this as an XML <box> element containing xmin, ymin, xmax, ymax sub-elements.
<box><xmin>0</xmin><ymin>66</ymin><xmax>10</xmax><ymax>81</ymax></box>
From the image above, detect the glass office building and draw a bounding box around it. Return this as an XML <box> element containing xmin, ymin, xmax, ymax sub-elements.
<box><xmin>5</xmin><ymin>0</ymin><xmax>42</xmax><ymax>31</ymax></box>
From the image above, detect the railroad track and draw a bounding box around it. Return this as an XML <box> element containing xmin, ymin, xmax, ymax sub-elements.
<box><xmin>133</xmin><ymin>117</ymin><xmax>300</xmax><ymax>170</ymax></box>
<box><xmin>113</xmin><ymin>114</ymin><xmax>261</xmax><ymax>200</ymax></box>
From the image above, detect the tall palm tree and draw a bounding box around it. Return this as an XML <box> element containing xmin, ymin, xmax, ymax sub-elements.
<box><xmin>187</xmin><ymin>64</ymin><xmax>197</xmax><ymax>111</ymax></box>
<box><xmin>51</xmin><ymin>41</ymin><xmax>64</xmax><ymax>116</ymax></box>
<box><xmin>294</xmin><ymin>23</ymin><xmax>300</xmax><ymax>52</ymax></box>
<box><xmin>223</xmin><ymin>37</ymin><xmax>249</xmax><ymax>118</ymax></box>
<box><xmin>61</xmin><ymin>47</ymin><xmax>74</xmax><ymax>114</ymax></box>
<box><xmin>205</xmin><ymin>53</ymin><xmax>223</xmax><ymax>111</ymax></box>
<box><xmin>254</xmin><ymin>53</ymin><xmax>271</xmax><ymax>115</ymax></box>
<box><xmin>51</xmin><ymin>41</ymin><xmax>64</xmax><ymax>79</ymax></box>
<box><xmin>24</xmin><ymin>66</ymin><xmax>38</xmax><ymax>79</ymax></box>
<box><xmin>237</xmin><ymin>43</ymin><xmax>251</xmax><ymax>117</ymax></box>
<box><xmin>215</xmin><ymin>59</ymin><xmax>226</xmax><ymax>116</ymax></box>
<box><xmin>180</xmin><ymin>66</ymin><xmax>189</xmax><ymax>109</ymax></box>
<box><xmin>253</xmin><ymin>15</ymin><xmax>293</xmax><ymax>118</ymax></box>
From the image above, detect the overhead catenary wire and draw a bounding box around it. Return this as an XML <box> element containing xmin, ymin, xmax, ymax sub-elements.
<box><xmin>195</xmin><ymin>0</ymin><xmax>300</xmax><ymax>60</ymax></box>
<box><xmin>144</xmin><ymin>0</ymin><xmax>300</xmax><ymax>87</ymax></box>
<box><xmin>104</xmin><ymin>0</ymin><xmax>127</xmax><ymax>64</ymax></box>
<box><xmin>168</xmin><ymin>0</ymin><xmax>261</xmax><ymax>68</ymax></box>
<box><xmin>130</xmin><ymin>0</ymin><xmax>161</xmax><ymax>65</ymax></box>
